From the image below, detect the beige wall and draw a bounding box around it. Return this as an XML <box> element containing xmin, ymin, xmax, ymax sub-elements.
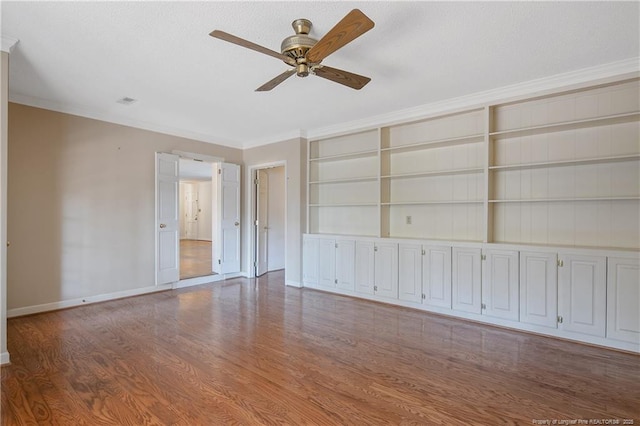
<box><xmin>7</xmin><ymin>103</ymin><xmax>242</xmax><ymax>311</ymax></box>
<box><xmin>242</xmin><ymin>138</ymin><xmax>307</xmax><ymax>286</ymax></box>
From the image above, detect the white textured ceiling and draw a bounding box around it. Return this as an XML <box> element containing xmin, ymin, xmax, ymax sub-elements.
<box><xmin>2</xmin><ymin>1</ymin><xmax>639</xmax><ymax>149</ymax></box>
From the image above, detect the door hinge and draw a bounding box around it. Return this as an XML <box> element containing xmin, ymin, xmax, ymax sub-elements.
<box><xmin>557</xmin><ymin>259</ymin><xmax>564</xmax><ymax>267</ymax></box>
<box><xmin>254</xmin><ymin>178</ymin><xmax>259</xmax><ymax>185</ymax></box>
<box><xmin>422</xmin><ymin>294</ymin><xmax>426</xmax><ymax>300</ymax></box>
<box><xmin>374</xmin><ymin>246</ymin><xmax>378</xmax><ymax>252</ymax></box>
<box><xmin>335</xmin><ymin>243</ymin><xmax>338</xmax><ymax>248</ymax></box>
<box><xmin>218</xmin><ymin>169</ymin><xmax>221</xmax><ymax>175</ymax></box>
<box><xmin>557</xmin><ymin>315</ymin><xmax>564</xmax><ymax>324</ymax></box>
<box><xmin>481</xmin><ymin>254</ymin><xmax>486</xmax><ymax>261</ymax></box>
<box><xmin>334</xmin><ymin>279</ymin><xmax>338</xmax><ymax>284</ymax></box>
<box><xmin>481</xmin><ymin>303</ymin><xmax>486</xmax><ymax>310</ymax></box>
<box><xmin>421</xmin><ymin>249</ymin><xmax>426</xmax><ymax>256</ymax></box>
<box><xmin>255</xmin><ymin>220</ymin><xmax>259</xmax><ymax>226</ymax></box>
<box><xmin>374</xmin><ymin>285</ymin><xmax>378</xmax><ymax>292</ymax></box>
<box><xmin>218</xmin><ymin>259</ymin><xmax>221</xmax><ymax>265</ymax></box>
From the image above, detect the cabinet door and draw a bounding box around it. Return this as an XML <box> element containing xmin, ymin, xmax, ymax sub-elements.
<box><xmin>452</xmin><ymin>247</ymin><xmax>482</xmax><ymax>314</ymax></box>
<box><xmin>335</xmin><ymin>239</ymin><xmax>356</xmax><ymax>291</ymax></box>
<box><xmin>607</xmin><ymin>257</ymin><xmax>640</xmax><ymax>344</ymax></box>
<box><xmin>318</xmin><ymin>238</ymin><xmax>336</xmax><ymax>289</ymax></box>
<box><xmin>423</xmin><ymin>246</ymin><xmax>452</xmax><ymax>309</ymax></box>
<box><xmin>398</xmin><ymin>243</ymin><xmax>422</xmax><ymax>303</ymax></box>
<box><xmin>558</xmin><ymin>254</ymin><xmax>606</xmax><ymax>337</ymax></box>
<box><xmin>355</xmin><ymin>241</ymin><xmax>375</xmax><ymax>295</ymax></box>
<box><xmin>482</xmin><ymin>250</ymin><xmax>519</xmax><ymax>321</ymax></box>
<box><xmin>302</xmin><ymin>236</ymin><xmax>319</xmax><ymax>286</ymax></box>
<box><xmin>374</xmin><ymin>242</ymin><xmax>399</xmax><ymax>299</ymax></box>
<box><xmin>520</xmin><ymin>251</ymin><xmax>557</xmax><ymax>328</ymax></box>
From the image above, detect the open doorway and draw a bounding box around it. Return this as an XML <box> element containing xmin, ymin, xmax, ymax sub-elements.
<box><xmin>179</xmin><ymin>158</ymin><xmax>216</xmax><ymax>280</ymax></box>
<box><xmin>254</xmin><ymin>165</ymin><xmax>286</xmax><ymax>277</ymax></box>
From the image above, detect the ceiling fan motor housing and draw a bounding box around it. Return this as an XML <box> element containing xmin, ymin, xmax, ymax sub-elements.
<box><xmin>281</xmin><ymin>18</ymin><xmax>317</xmax><ymax>76</ymax></box>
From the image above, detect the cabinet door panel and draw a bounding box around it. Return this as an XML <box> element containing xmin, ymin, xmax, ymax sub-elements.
<box><xmin>336</xmin><ymin>240</ymin><xmax>356</xmax><ymax>291</ymax></box>
<box><xmin>607</xmin><ymin>257</ymin><xmax>640</xmax><ymax>344</ymax></box>
<box><xmin>375</xmin><ymin>242</ymin><xmax>399</xmax><ymax>299</ymax></box>
<box><xmin>318</xmin><ymin>238</ymin><xmax>336</xmax><ymax>288</ymax></box>
<box><xmin>482</xmin><ymin>250</ymin><xmax>519</xmax><ymax>321</ymax></box>
<box><xmin>399</xmin><ymin>243</ymin><xmax>422</xmax><ymax>303</ymax></box>
<box><xmin>520</xmin><ymin>251</ymin><xmax>557</xmax><ymax>328</ymax></box>
<box><xmin>423</xmin><ymin>246</ymin><xmax>452</xmax><ymax>309</ymax></box>
<box><xmin>559</xmin><ymin>254</ymin><xmax>606</xmax><ymax>337</ymax></box>
<box><xmin>302</xmin><ymin>236</ymin><xmax>319</xmax><ymax>286</ymax></box>
<box><xmin>452</xmin><ymin>247</ymin><xmax>482</xmax><ymax>314</ymax></box>
<box><xmin>355</xmin><ymin>241</ymin><xmax>375</xmax><ymax>295</ymax></box>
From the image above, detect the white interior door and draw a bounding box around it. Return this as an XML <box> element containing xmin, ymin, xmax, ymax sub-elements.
<box><xmin>256</xmin><ymin>169</ymin><xmax>269</xmax><ymax>276</ymax></box>
<box><xmin>218</xmin><ymin>163</ymin><xmax>241</xmax><ymax>274</ymax></box>
<box><xmin>184</xmin><ymin>185</ymin><xmax>199</xmax><ymax>239</ymax></box>
<box><xmin>156</xmin><ymin>153</ymin><xmax>180</xmax><ymax>285</ymax></box>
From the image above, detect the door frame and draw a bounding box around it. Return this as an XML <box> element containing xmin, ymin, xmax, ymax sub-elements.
<box><xmin>168</xmin><ymin>150</ymin><xmax>227</xmax><ymax>288</ymax></box>
<box><xmin>248</xmin><ymin>161</ymin><xmax>287</xmax><ymax>279</ymax></box>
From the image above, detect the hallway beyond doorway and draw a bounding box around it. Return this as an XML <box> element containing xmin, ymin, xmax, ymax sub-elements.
<box><xmin>180</xmin><ymin>240</ymin><xmax>215</xmax><ymax>279</ymax></box>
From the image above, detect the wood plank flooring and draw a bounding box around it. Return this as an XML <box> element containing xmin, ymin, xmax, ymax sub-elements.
<box><xmin>2</xmin><ymin>270</ymin><xmax>639</xmax><ymax>425</ymax></box>
<box><xmin>180</xmin><ymin>239</ymin><xmax>214</xmax><ymax>279</ymax></box>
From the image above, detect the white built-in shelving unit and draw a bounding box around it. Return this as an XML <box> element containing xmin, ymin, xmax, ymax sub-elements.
<box><xmin>304</xmin><ymin>76</ymin><xmax>640</xmax><ymax>353</ymax></box>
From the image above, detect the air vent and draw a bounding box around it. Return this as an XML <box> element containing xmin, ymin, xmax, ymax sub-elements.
<box><xmin>116</xmin><ymin>97</ymin><xmax>137</xmax><ymax>105</ymax></box>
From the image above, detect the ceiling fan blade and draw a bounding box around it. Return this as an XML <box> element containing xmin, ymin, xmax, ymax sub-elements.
<box><xmin>306</xmin><ymin>9</ymin><xmax>375</xmax><ymax>63</ymax></box>
<box><xmin>313</xmin><ymin>66</ymin><xmax>371</xmax><ymax>90</ymax></box>
<box><xmin>210</xmin><ymin>30</ymin><xmax>295</xmax><ymax>66</ymax></box>
<box><xmin>256</xmin><ymin>69</ymin><xmax>296</xmax><ymax>92</ymax></box>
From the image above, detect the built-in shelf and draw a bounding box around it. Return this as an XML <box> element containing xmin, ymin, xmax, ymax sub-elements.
<box><xmin>309</xmin><ymin>176</ymin><xmax>378</xmax><ymax>185</ymax></box>
<box><xmin>381</xmin><ymin>167</ymin><xmax>483</xmax><ymax>179</ymax></box>
<box><xmin>490</xmin><ymin>154</ymin><xmax>640</xmax><ymax>171</ymax></box>
<box><xmin>309</xmin><ymin>203</ymin><xmax>379</xmax><ymax>207</ymax></box>
<box><xmin>382</xmin><ymin>200</ymin><xmax>483</xmax><ymax>206</ymax></box>
<box><xmin>381</xmin><ymin>134</ymin><xmax>484</xmax><ymax>153</ymax></box>
<box><xmin>489</xmin><ymin>197</ymin><xmax>640</xmax><ymax>203</ymax></box>
<box><xmin>490</xmin><ymin>111</ymin><xmax>639</xmax><ymax>139</ymax></box>
<box><xmin>309</xmin><ymin>149</ymin><xmax>379</xmax><ymax>162</ymax></box>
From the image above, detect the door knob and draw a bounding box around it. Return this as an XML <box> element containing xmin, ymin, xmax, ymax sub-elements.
<box><xmin>234</xmin><ymin>222</ymin><xmax>240</xmax><ymax>227</ymax></box>
<box><xmin>159</xmin><ymin>223</ymin><xmax>167</xmax><ymax>228</ymax></box>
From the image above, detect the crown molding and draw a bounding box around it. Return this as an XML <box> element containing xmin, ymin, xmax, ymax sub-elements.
<box><xmin>306</xmin><ymin>57</ymin><xmax>640</xmax><ymax>140</ymax></box>
<box><xmin>8</xmin><ymin>93</ymin><xmax>244</xmax><ymax>149</ymax></box>
<box><xmin>1</xmin><ymin>36</ymin><xmax>19</xmax><ymax>53</ymax></box>
<box><xmin>242</xmin><ymin>129</ymin><xmax>306</xmax><ymax>149</ymax></box>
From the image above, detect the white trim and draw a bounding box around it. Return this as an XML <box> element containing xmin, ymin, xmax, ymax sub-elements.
<box><xmin>6</xmin><ymin>284</ymin><xmax>173</xmax><ymax>318</ymax></box>
<box><xmin>1</xmin><ymin>36</ymin><xmax>19</xmax><ymax>53</ymax></box>
<box><xmin>174</xmin><ymin>274</ymin><xmax>224</xmax><ymax>289</ymax></box>
<box><xmin>172</xmin><ymin>150</ymin><xmax>224</xmax><ymax>163</ymax></box>
<box><xmin>242</xmin><ymin>129</ymin><xmax>305</xmax><ymax>150</ymax></box>
<box><xmin>0</xmin><ymin>352</ymin><xmax>9</xmax><ymax>365</ymax></box>
<box><xmin>285</xmin><ymin>280</ymin><xmax>302</xmax><ymax>288</ymax></box>
<box><xmin>8</xmin><ymin>93</ymin><xmax>241</xmax><ymax>149</ymax></box>
<box><xmin>306</xmin><ymin>57</ymin><xmax>640</xmax><ymax>141</ymax></box>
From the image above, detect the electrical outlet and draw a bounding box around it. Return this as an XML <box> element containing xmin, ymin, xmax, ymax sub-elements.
<box><xmin>406</xmin><ymin>215</ymin><xmax>412</xmax><ymax>225</ymax></box>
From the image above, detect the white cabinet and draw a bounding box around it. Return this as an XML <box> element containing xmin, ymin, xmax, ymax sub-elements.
<box><xmin>374</xmin><ymin>242</ymin><xmax>398</xmax><ymax>299</ymax></box>
<box><xmin>482</xmin><ymin>249</ymin><xmax>519</xmax><ymax>321</ymax></box>
<box><xmin>318</xmin><ymin>238</ymin><xmax>337</xmax><ymax>288</ymax></box>
<box><xmin>355</xmin><ymin>241</ymin><xmax>375</xmax><ymax>295</ymax></box>
<box><xmin>558</xmin><ymin>254</ymin><xmax>606</xmax><ymax>337</ymax></box>
<box><xmin>423</xmin><ymin>246</ymin><xmax>452</xmax><ymax>309</ymax></box>
<box><xmin>335</xmin><ymin>240</ymin><xmax>356</xmax><ymax>291</ymax></box>
<box><xmin>519</xmin><ymin>251</ymin><xmax>558</xmax><ymax>328</ymax></box>
<box><xmin>452</xmin><ymin>247</ymin><xmax>482</xmax><ymax>314</ymax></box>
<box><xmin>302</xmin><ymin>236</ymin><xmax>319</xmax><ymax>286</ymax></box>
<box><xmin>607</xmin><ymin>256</ymin><xmax>640</xmax><ymax>344</ymax></box>
<box><xmin>398</xmin><ymin>243</ymin><xmax>422</xmax><ymax>303</ymax></box>
<box><xmin>315</xmin><ymin>238</ymin><xmax>356</xmax><ymax>290</ymax></box>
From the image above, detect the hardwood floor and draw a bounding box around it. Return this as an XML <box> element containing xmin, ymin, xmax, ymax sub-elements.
<box><xmin>180</xmin><ymin>239</ymin><xmax>214</xmax><ymax>279</ymax></box>
<box><xmin>2</xmin><ymin>270</ymin><xmax>639</xmax><ymax>425</ymax></box>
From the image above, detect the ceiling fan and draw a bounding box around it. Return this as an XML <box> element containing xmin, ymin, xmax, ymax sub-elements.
<box><xmin>209</xmin><ymin>9</ymin><xmax>375</xmax><ymax>91</ymax></box>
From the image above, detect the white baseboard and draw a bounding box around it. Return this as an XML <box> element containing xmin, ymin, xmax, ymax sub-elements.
<box><xmin>175</xmin><ymin>274</ymin><xmax>224</xmax><ymax>289</ymax></box>
<box><xmin>7</xmin><ymin>284</ymin><xmax>173</xmax><ymax>318</ymax></box>
<box><xmin>0</xmin><ymin>351</ymin><xmax>10</xmax><ymax>365</ymax></box>
<box><xmin>285</xmin><ymin>280</ymin><xmax>302</xmax><ymax>288</ymax></box>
